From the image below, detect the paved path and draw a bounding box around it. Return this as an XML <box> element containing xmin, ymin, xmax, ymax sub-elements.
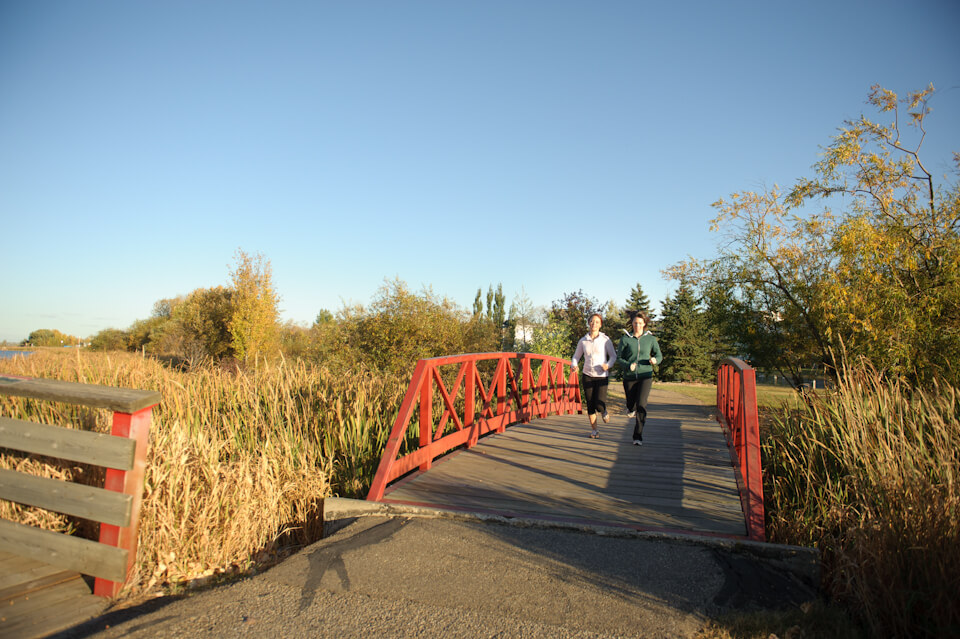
<box><xmin>57</xmin><ymin>512</ymin><xmax>818</xmax><ymax>639</ymax></box>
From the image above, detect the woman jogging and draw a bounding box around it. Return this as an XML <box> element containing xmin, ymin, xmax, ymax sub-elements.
<box><xmin>571</xmin><ymin>313</ymin><xmax>617</xmax><ymax>439</ymax></box>
<box><xmin>618</xmin><ymin>311</ymin><xmax>663</xmax><ymax>446</ymax></box>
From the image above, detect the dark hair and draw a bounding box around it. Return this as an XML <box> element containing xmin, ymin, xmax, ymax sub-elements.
<box><xmin>630</xmin><ymin>311</ymin><xmax>650</xmax><ymax>327</ymax></box>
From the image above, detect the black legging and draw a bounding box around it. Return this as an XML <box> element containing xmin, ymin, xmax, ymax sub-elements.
<box><xmin>581</xmin><ymin>374</ymin><xmax>609</xmax><ymax>416</ymax></box>
<box><xmin>623</xmin><ymin>376</ymin><xmax>653</xmax><ymax>438</ymax></box>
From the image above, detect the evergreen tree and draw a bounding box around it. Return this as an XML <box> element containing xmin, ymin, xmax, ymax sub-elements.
<box><xmin>658</xmin><ymin>282</ymin><xmax>715</xmax><ymax>383</ymax></box>
<box><xmin>492</xmin><ymin>283</ymin><xmax>505</xmax><ymax>330</ymax></box>
<box><xmin>623</xmin><ymin>283</ymin><xmax>657</xmax><ymax>324</ymax></box>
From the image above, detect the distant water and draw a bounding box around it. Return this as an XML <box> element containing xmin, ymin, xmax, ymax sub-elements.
<box><xmin>0</xmin><ymin>350</ymin><xmax>32</xmax><ymax>359</ymax></box>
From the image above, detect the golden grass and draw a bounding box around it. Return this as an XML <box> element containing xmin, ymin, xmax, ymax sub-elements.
<box><xmin>763</xmin><ymin>363</ymin><xmax>960</xmax><ymax>637</ymax></box>
<box><xmin>0</xmin><ymin>350</ymin><xmax>408</xmax><ymax>596</ymax></box>
<box><xmin>653</xmin><ymin>375</ymin><xmax>955</xmax><ymax>636</ymax></box>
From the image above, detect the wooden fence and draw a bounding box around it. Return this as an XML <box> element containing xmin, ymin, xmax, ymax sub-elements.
<box><xmin>0</xmin><ymin>375</ymin><xmax>159</xmax><ymax>598</ymax></box>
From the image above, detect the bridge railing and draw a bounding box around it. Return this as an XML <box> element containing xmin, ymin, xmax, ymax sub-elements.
<box><xmin>716</xmin><ymin>358</ymin><xmax>765</xmax><ymax>541</ymax></box>
<box><xmin>367</xmin><ymin>352</ymin><xmax>581</xmax><ymax>501</ymax></box>
<box><xmin>0</xmin><ymin>374</ymin><xmax>160</xmax><ymax>597</ymax></box>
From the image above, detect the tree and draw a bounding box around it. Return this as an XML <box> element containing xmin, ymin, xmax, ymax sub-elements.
<box><xmin>151</xmin><ymin>297</ymin><xmax>183</xmax><ymax>320</ymax></box>
<box><xmin>492</xmin><ymin>284</ymin><xmax>506</xmax><ymax>334</ymax></box>
<box><xmin>668</xmin><ymin>85</ymin><xmax>960</xmax><ymax>386</ymax></box>
<box><xmin>623</xmin><ymin>283</ymin><xmax>657</xmax><ymax>324</ymax></box>
<box><xmin>657</xmin><ymin>282</ymin><xmax>715</xmax><ymax>383</ymax></box>
<box><xmin>314</xmin><ymin>309</ymin><xmax>334</xmax><ymax>326</ymax></box>
<box><xmin>509</xmin><ymin>287</ymin><xmax>537</xmax><ymax>350</ymax></box>
<box><xmin>89</xmin><ymin>328</ymin><xmax>129</xmax><ymax>351</ymax></box>
<box><xmin>127</xmin><ymin>317</ymin><xmax>168</xmax><ymax>354</ymax></box>
<box><xmin>548</xmin><ymin>290</ymin><xmax>600</xmax><ymax>356</ymax></box>
<box><xmin>228</xmin><ymin>250</ymin><xmax>281</xmax><ymax>365</ymax></box>
<box><xmin>172</xmin><ymin>286</ymin><xmax>235</xmax><ymax>361</ymax></box>
<box><xmin>601</xmin><ymin>299</ymin><xmax>628</xmax><ymax>339</ymax></box>
<box><xmin>342</xmin><ymin>278</ymin><xmax>491</xmax><ymax>375</ymax></box>
<box><xmin>23</xmin><ymin>328</ymin><xmax>80</xmax><ymax>347</ymax></box>
<box><xmin>786</xmin><ymin>84</ymin><xmax>960</xmax><ymax>384</ymax></box>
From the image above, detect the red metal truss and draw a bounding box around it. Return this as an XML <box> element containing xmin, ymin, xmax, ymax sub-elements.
<box><xmin>716</xmin><ymin>358</ymin><xmax>765</xmax><ymax>542</ymax></box>
<box><xmin>367</xmin><ymin>352</ymin><xmax>581</xmax><ymax>501</ymax></box>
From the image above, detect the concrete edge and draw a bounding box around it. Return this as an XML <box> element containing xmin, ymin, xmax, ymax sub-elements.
<box><xmin>322</xmin><ymin>497</ymin><xmax>821</xmax><ymax>588</ymax></box>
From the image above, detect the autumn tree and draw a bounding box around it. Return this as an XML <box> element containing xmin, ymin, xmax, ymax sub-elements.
<box><xmin>787</xmin><ymin>84</ymin><xmax>960</xmax><ymax>384</ymax></box>
<box><xmin>88</xmin><ymin>328</ymin><xmax>129</xmax><ymax>351</ymax></box>
<box><xmin>21</xmin><ymin>328</ymin><xmax>79</xmax><ymax>347</ymax></box>
<box><xmin>228</xmin><ymin>250</ymin><xmax>281</xmax><ymax>365</ymax></box>
<box><xmin>343</xmin><ymin>278</ymin><xmax>487</xmax><ymax>375</ymax></box>
<box><xmin>171</xmin><ymin>286</ymin><xmax>235</xmax><ymax>361</ymax></box>
<box><xmin>669</xmin><ymin>85</ymin><xmax>960</xmax><ymax>386</ymax></box>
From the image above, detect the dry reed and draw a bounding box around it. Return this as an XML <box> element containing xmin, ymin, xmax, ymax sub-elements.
<box><xmin>763</xmin><ymin>361</ymin><xmax>960</xmax><ymax>637</ymax></box>
<box><xmin>0</xmin><ymin>350</ymin><xmax>408</xmax><ymax>596</ymax></box>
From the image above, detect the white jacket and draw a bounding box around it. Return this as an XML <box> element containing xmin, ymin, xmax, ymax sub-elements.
<box><xmin>571</xmin><ymin>332</ymin><xmax>617</xmax><ymax>378</ymax></box>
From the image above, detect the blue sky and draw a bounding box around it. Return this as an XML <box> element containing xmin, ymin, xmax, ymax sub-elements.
<box><xmin>1</xmin><ymin>1</ymin><xmax>958</xmax><ymax>342</ymax></box>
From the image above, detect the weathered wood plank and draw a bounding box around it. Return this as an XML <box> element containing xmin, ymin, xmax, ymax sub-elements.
<box><xmin>0</xmin><ymin>376</ymin><xmax>160</xmax><ymax>414</ymax></box>
<box><xmin>0</xmin><ymin>579</ymin><xmax>106</xmax><ymax>639</ymax></box>
<box><xmin>0</xmin><ymin>469</ymin><xmax>132</xmax><ymax>527</ymax></box>
<box><xmin>398</xmin><ymin>470</ymin><xmax>744</xmax><ymax>508</ymax></box>
<box><xmin>0</xmin><ymin>551</ymin><xmax>74</xmax><ymax>592</ymax></box>
<box><xmin>0</xmin><ymin>416</ymin><xmax>136</xmax><ymax>470</ymax></box>
<box><xmin>383</xmin><ymin>389</ymin><xmax>748</xmax><ymax>536</ymax></box>
<box><xmin>405</xmin><ymin>460</ymin><xmax>740</xmax><ymax>501</ymax></box>
<box><xmin>428</xmin><ymin>447</ymin><xmax>740</xmax><ymax>483</ymax></box>
<box><xmin>391</xmin><ymin>482</ymin><xmax>745</xmax><ymax>527</ymax></box>
<box><xmin>0</xmin><ymin>520</ymin><xmax>128</xmax><ymax>582</ymax></box>
<box><xmin>0</xmin><ymin>567</ymin><xmax>80</xmax><ymax>603</ymax></box>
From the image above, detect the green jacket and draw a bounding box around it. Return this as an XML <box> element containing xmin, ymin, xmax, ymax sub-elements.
<box><xmin>617</xmin><ymin>331</ymin><xmax>663</xmax><ymax>381</ymax></box>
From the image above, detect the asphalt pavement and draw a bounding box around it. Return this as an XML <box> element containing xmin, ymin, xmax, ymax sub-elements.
<box><xmin>56</xmin><ymin>500</ymin><xmax>820</xmax><ymax>639</ymax></box>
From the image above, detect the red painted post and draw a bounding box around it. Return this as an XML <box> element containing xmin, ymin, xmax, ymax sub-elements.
<box><xmin>465</xmin><ymin>360</ymin><xmax>477</xmax><ymax>447</ymax></box>
<box><xmin>740</xmin><ymin>366</ymin><xmax>764</xmax><ymax>540</ymax></box>
<box><xmin>419</xmin><ymin>367</ymin><xmax>433</xmax><ymax>472</ymax></box>
<box><xmin>495</xmin><ymin>356</ymin><xmax>506</xmax><ymax>432</ymax></box>
<box><xmin>521</xmin><ymin>356</ymin><xmax>532</xmax><ymax>423</ymax></box>
<box><xmin>95</xmin><ymin>405</ymin><xmax>154</xmax><ymax>598</ymax></box>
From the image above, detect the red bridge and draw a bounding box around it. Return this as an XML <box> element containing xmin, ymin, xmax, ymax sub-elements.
<box><xmin>368</xmin><ymin>353</ymin><xmax>764</xmax><ymax>542</ymax></box>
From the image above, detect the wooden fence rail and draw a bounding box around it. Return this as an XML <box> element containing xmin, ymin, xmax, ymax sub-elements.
<box><xmin>0</xmin><ymin>374</ymin><xmax>160</xmax><ymax>598</ymax></box>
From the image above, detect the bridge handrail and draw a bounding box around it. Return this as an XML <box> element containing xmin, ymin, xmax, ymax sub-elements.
<box><xmin>367</xmin><ymin>352</ymin><xmax>581</xmax><ymax>501</ymax></box>
<box><xmin>715</xmin><ymin>358</ymin><xmax>765</xmax><ymax>541</ymax></box>
<box><xmin>0</xmin><ymin>374</ymin><xmax>159</xmax><ymax>597</ymax></box>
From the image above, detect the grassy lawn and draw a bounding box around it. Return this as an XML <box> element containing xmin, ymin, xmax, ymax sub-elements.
<box><xmin>653</xmin><ymin>381</ymin><xmax>802</xmax><ymax>409</ymax></box>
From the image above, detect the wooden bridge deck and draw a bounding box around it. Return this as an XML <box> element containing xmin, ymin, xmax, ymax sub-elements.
<box><xmin>0</xmin><ymin>551</ymin><xmax>107</xmax><ymax>639</ymax></box>
<box><xmin>383</xmin><ymin>388</ymin><xmax>747</xmax><ymax>536</ymax></box>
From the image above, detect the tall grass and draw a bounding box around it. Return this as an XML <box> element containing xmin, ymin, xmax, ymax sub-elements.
<box><xmin>0</xmin><ymin>350</ymin><xmax>408</xmax><ymax>595</ymax></box>
<box><xmin>764</xmin><ymin>361</ymin><xmax>960</xmax><ymax>637</ymax></box>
